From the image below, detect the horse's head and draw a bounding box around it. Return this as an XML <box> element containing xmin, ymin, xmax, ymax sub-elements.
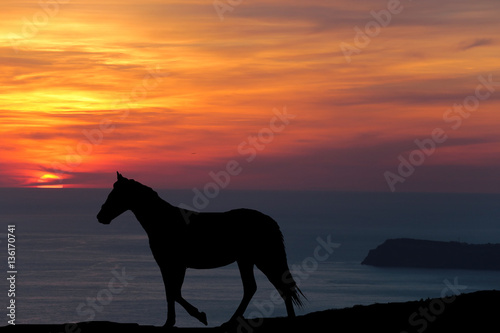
<box><xmin>97</xmin><ymin>172</ymin><xmax>135</xmax><ymax>224</ymax></box>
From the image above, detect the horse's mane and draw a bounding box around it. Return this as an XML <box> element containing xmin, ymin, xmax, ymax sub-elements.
<box><xmin>129</xmin><ymin>179</ymin><xmax>160</xmax><ymax>199</ymax></box>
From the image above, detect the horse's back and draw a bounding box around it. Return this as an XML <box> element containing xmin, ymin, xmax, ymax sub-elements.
<box><xmin>189</xmin><ymin>208</ymin><xmax>281</xmax><ymax>240</ymax></box>
<box><xmin>182</xmin><ymin>208</ymin><xmax>284</xmax><ymax>268</ymax></box>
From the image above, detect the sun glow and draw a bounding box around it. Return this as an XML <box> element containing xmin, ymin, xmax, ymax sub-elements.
<box><xmin>1</xmin><ymin>0</ymin><xmax>500</xmax><ymax>191</ymax></box>
<box><xmin>36</xmin><ymin>174</ymin><xmax>63</xmax><ymax>189</ymax></box>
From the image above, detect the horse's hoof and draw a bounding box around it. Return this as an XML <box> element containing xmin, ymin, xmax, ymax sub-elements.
<box><xmin>199</xmin><ymin>312</ymin><xmax>208</xmax><ymax>326</ymax></box>
<box><xmin>163</xmin><ymin>320</ymin><xmax>176</xmax><ymax>329</ymax></box>
<box><xmin>220</xmin><ymin>319</ymin><xmax>238</xmax><ymax>330</ymax></box>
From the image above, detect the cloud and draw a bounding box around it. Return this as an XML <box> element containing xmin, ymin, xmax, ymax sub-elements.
<box><xmin>459</xmin><ymin>38</ymin><xmax>494</xmax><ymax>51</ymax></box>
<box><xmin>2</xmin><ymin>0</ymin><xmax>500</xmax><ymax>191</ymax></box>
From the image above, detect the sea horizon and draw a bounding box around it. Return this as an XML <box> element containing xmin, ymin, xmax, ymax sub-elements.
<box><xmin>2</xmin><ymin>189</ymin><xmax>500</xmax><ymax>326</ymax></box>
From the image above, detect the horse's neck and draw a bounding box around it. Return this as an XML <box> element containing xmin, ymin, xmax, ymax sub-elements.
<box><xmin>131</xmin><ymin>194</ymin><xmax>183</xmax><ymax>236</ymax></box>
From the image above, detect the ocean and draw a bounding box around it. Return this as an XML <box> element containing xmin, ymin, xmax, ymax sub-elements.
<box><xmin>1</xmin><ymin>189</ymin><xmax>500</xmax><ymax>327</ymax></box>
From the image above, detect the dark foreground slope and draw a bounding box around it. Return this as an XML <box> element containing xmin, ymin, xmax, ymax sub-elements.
<box><xmin>2</xmin><ymin>290</ymin><xmax>498</xmax><ymax>333</ymax></box>
<box><xmin>362</xmin><ymin>238</ymin><xmax>500</xmax><ymax>270</ymax></box>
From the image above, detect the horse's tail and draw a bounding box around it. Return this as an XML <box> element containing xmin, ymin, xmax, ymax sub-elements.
<box><xmin>278</xmin><ymin>265</ymin><xmax>306</xmax><ymax>308</ymax></box>
<box><xmin>255</xmin><ymin>214</ymin><xmax>306</xmax><ymax>310</ymax></box>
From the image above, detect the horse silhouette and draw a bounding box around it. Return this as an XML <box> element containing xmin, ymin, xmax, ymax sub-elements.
<box><xmin>97</xmin><ymin>172</ymin><xmax>304</xmax><ymax>327</ymax></box>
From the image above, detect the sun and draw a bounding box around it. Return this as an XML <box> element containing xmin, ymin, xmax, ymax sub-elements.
<box><xmin>37</xmin><ymin>174</ymin><xmax>63</xmax><ymax>188</ymax></box>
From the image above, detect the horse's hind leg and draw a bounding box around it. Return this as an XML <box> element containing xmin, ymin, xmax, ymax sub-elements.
<box><xmin>229</xmin><ymin>261</ymin><xmax>257</xmax><ymax>322</ymax></box>
<box><xmin>177</xmin><ymin>296</ymin><xmax>208</xmax><ymax>326</ymax></box>
<box><xmin>256</xmin><ymin>261</ymin><xmax>302</xmax><ymax>318</ymax></box>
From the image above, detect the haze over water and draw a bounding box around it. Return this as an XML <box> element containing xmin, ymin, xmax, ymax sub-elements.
<box><xmin>2</xmin><ymin>188</ymin><xmax>499</xmax><ymax>327</ymax></box>
<box><xmin>2</xmin><ymin>0</ymin><xmax>500</xmax><ymax>328</ymax></box>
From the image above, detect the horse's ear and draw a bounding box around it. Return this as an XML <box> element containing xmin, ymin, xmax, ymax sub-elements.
<box><xmin>117</xmin><ymin>172</ymin><xmax>125</xmax><ymax>181</ymax></box>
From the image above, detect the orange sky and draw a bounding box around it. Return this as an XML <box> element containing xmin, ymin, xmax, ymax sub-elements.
<box><xmin>1</xmin><ymin>0</ymin><xmax>500</xmax><ymax>192</ymax></box>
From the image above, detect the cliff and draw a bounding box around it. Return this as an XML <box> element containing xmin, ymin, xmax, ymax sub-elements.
<box><xmin>362</xmin><ymin>238</ymin><xmax>500</xmax><ymax>270</ymax></box>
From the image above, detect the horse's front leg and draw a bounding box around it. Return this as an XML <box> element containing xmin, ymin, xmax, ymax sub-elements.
<box><xmin>160</xmin><ymin>265</ymin><xmax>185</xmax><ymax>328</ymax></box>
<box><xmin>165</xmin><ymin>286</ymin><xmax>177</xmax><ymax>328</ymax></box>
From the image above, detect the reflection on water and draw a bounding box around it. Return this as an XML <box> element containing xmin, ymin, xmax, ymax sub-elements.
<box><xmin>2</xmin><ymin>189</ymin><xmax>500</xmax><ymax>327</ymax></box>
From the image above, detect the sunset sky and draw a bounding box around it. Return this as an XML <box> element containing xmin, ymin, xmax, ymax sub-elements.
<box><xmin>2</xmin><ymin>0</ymin><xmax>500</xmax><ymax>192</ymax></box>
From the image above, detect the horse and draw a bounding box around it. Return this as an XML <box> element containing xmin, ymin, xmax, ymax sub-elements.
<box><xmin>96</xmin><ymin>172</ymin><xmax>304</xmax><ymax>327</ymax></box>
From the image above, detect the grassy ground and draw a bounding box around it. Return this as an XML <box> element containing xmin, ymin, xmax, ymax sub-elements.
<box><xmin>3</xmin><ymin>290</ymin><xmax>498</xmax><ymax>333</ymax></box>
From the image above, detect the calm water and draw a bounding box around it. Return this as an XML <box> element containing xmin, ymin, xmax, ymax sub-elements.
<box><xmin>1</xmin><ymin>189</ymin><xmax>500</xmax><ymax>327</ymax></box>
